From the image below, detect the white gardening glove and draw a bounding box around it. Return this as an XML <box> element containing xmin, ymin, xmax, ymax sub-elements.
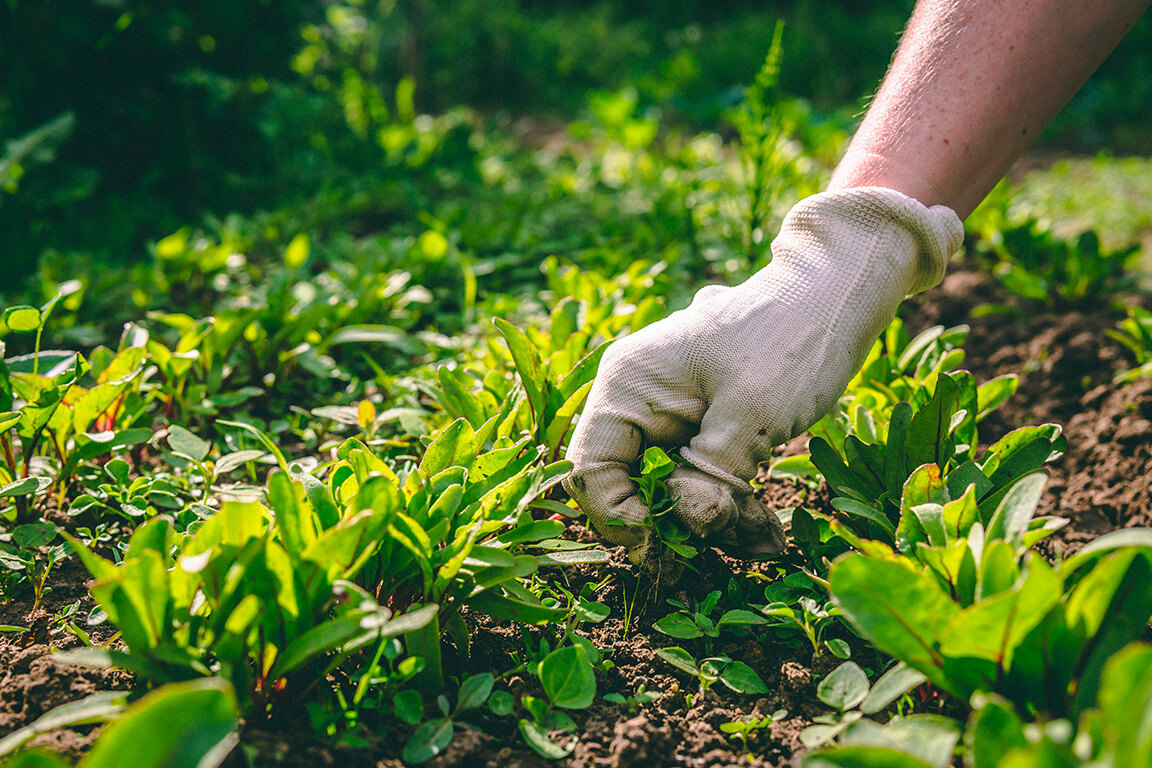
<box><xmin>564</xmin><ymin>187</ymin><xmax>963</xmax><ymax>567</ymax></box>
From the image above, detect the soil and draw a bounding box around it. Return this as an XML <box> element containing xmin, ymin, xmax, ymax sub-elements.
<box><xmin>3</xmin><ymin>262</ymin><xmax>1151</xmax><ymax>767</ymax></box>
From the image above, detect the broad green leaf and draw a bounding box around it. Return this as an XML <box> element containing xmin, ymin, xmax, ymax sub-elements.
<box><xmin>817</xmin><ymin>661</ymin><xmax>869</xmax><ymax>711</ymax></box>
<box><xmin>0</xmin><ymin>476</ymin><xmax>52</xmax><ymax>498</ymax></box>
<box><xmin>488</xmin><ymin>691</ymin><xmax>514</xmax><ymax>716</ymax></box>
<box><xmin>321</xmin><ymin>324</ymin><xmax>419</xmax><ymax>352</ymax></box>
<box><xmin>393</xmin><ymin>690</ymin><xmax>424</xmax><ymax>724</ymax></box>
<box><xmin>3</xmin><ymin>306</ymin><xmax>41</xmax><ymax>332</ymax></box>
<box><xmin>0</xmin><ymin>691</ymin><xmax>128</xmax><ymax>758</ymax></box>
<box><xmin>217</xmin><ymin>419</ymin><xmax>289</xmax><ymax>474</ymax></box>
<box><xmin>51</xmin><ymin>648</ymin><xmax>169</xmax><ymax>682</ymax></box>
<box><xmin>302</xmin><ymin>509</ymin><xmax>389</xmax><ymax>583</ymax></box>
<box><xmin>402</xmin><ymin>718</ymin><xmax>454</xmax><ymax>764</ymax></box>
<box><xmin>466</xmin><ymin>586</ymin><xmax>566</xmax><ymax>624</ymax></box>
<box><xmin>860</xmin><ymin>663</ymin><xmax>927</xmax><ymax>715</ymax></box>
<box><xmin>896</xmin><ymin>464</ymin><xmax>948</xmax><ymax>554</ymax></box>
<box><xmin>912</xmin><ymin>504</ymin><xmax>947</xmax><ymax>547</ymax></box>
<box><xmin>271</xmin><ymin>607</ymin><xmax>387</xmax><ymax>679</ymax></box>
<box><xmin>976</xmin><ymin>539</ymin><xmax>1019</xmax><ymax>600</ymax></box>
<box><xmin>556</xmin><ymin>340</ymin><xmax>609</xmax><ymax>401</ymax></box>
<box><xmin>976</xmin><ymin>375</ymin><xmax>1018</xmax><ymax>422</ymax></box>
<box><xmin>640</xmin><ymin>446</ymin><xmax>675</xmax><ymax>479</ymax></box>
<box><xmin>809</xmin><ymin>437</ymin><xmax>860</xmax><ymax>497</ymax></box>
<box><xmin>470</xmin><ymin>438</ymin><xmax>532</xmax><ymax>482</ymax></box>
<box><xmin>494</xmin><ymin>318</ymin><xmax>549</xmax><ymax>427</ymax></box>
<box><xmin>940</xmin><ymin>556</ymin><xmax>1060</xmax><ymax>674</ymax></box>
<box><xmin>717</xmin><ymin>659</ymin><xmax>769</xmax><ymax>694</ymax></box>
<box><xmin>535</xmin><ymin>549</ymin><xmax>610</xmax><ymax>566</ymax></box>
<box><xmin>1096</xmin><ymin>643</ymin><xmax>1152</xmax><ymax>766</ymax></box>
<box><xmin>653</xmin><ymin>613</ymin><xmax>704</xmax><ymax>639</ymax></box>
<box><xmin>884</xmin><ymin>402</ymin><xmax>913</xmax><ymax>495</ymax></box>
<box><xmin>462</xmin><ymin>545</ymin><xmax>517</xmax><ymax>569</ymax></box>
<box><xmin>802</xmin><ymin>746</ymin><xmax>937</xmax><ymax>768</ymax></box>
<box><xmin>655</xmin><ymin>646</ymin><xmax>700</xmax><ymax>675</ymax></box>
<box><xmin>0</xmin><ymin>410</ymin><xmax>20</xmax><ymax>432</ymax></box>
<box><xmin>167</xmin><ymin>425</ymin><xmax>211</xmax><ymax>462</ymax></box>
<box><xmin>494</xmin><ymin>519</ymin><xmax>564</xmax><ymax>546</ymax></box>
<box><xmin>1065</xmin><ymin>550</ymin><xmax>1152</xmax><ymax>710</ymax></box>
<box><xmin>843</xmin><ymin>436</ymin><xmax>885</xmax><ymax>499</ymax></box>
<box><xmin>944</xmin><ymin>461</ymin><xmax>993</xmax><ymax>505</ymax></box>
<box><xmin>1062</xmin><ymin>528</ymin><xmax>1152</xmax><ymax>573</ymax></box>
<box><xmin>5</xmin><ymin>350</ymin><xmax>77</xmax><ymax>376</ymax></box>
<box><xmin>65</xmin><ymin>428</ymin><xmax>152</xmax><ymax>474</ymax></box>
<box><xmin>544</xmin><ymin>380</ymin><xmax>593</xmax><ymax>450</ymax></box>
<box><xmin>420</xmin><ymin>418</ymin><xmax>478</xmax><ymax>477</ymax></box>
<box><xmin>838</xmin><ymin>715</ymin><xmax>962</xmax><ymax>768</ymax></box>
<box><xmin>81</xmin><ymin>679</ymin><xmax>238</xmax><ymax>768</ymax></box>
<box><xmin>539</xmin><ymin>644</ymin><xmax>596</xmax><ymax>709</ymax></box>
<box><xmin>939</xmin><ymin>484</ymin><xmax>980</xmax><ymax>541</ymax></box>
<box><xmin>966</xmin><ymin>693</ymin><xmax>1028</xmax><ymax>768</ymax></box>
<box><xmin>984</xmin><ymin>472</ymin><xmax>1047</xmax><ymax>551</ymax></box>
<box><xmin>770</xmin><ymin>454</ymin><xmax>820</xmax><ymax>479</ymax></box>
<box><xmin>267</xmin><ymin>471</ymin><xmax>318</xmax><ymax>558</ymax></box>
<box><xmin>905</xmin><ymin>373</ymin><xmax>960</xmax><ymax>470</ymax></box>
<box><xmin>455</xmin><ymin>673</ymin><xmax>494</xmax><ymax>712</ymax></box>
<box><xmin>717</xmin><ymin>609</ymin><xmax>770</xmax><ymax>627</ymax></box>
<box><xmin>519</xmin><ymin>717</ymin><xmax>575</xmax><ymax>760</ymax></box>
<box><xmin>917</xmin><ymin>540</ymin><xmax>975</xmax><ymax>603</ymax></box>
<box><xmin>830</xmin><ymin>555</ymin><xmax>958</xmax><ymax>687</ymax></box>
<box><xmin>1</xmin><ymin>752</ymin><xmax>71</xmax><ymax>768</ymax></box>
<box><xmin>832</xmin><ymin>497</ymin><xmax>895</xmax><ymax>539</ymax></box>
<box><xmin>214</xmin><ymin>449</ymin><xmax>266</xmax><ymax>475</ymax></box>
<box><xmin>437</xmin><ymin>366</ymin><xmax>486</xmax><ymax>428</ymax></box>
<box><xmin>980</xmin><ymin>425</ymin><xmax>1063</xmax><ymax>482</ymax></box>
<box><xmin>126</xmin><ymin>517</ymin><xmax>172</xmax><ymax>563</ymax></box>
<box><xmin>897</xmin><ymin>325</ymin><xmax>944</xmax><ymax>372</ymax></box>
<box><xmin>71</xmin><ymin>382</ymin><xmax>129</xmax><ymax>435</ymax></box>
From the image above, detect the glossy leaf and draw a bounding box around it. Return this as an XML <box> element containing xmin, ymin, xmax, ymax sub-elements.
<box><xmin>538</xmin><ymin>645</ymin><xmax>596</xmax><ymax>709</ymax></box>
<box><xmin>81</xmin><ymin>679</ymin><xmax>238</xmax><ymax>768</ymax></box>
<box><xmin>830</xmin><ymin>555</ymin><xmax>957</xmax><ymax>686</ymax></box>
<box><xmin>817</xmin><ymin>661</ymin><xmax>869</xmax><ymax>711</ymax></box>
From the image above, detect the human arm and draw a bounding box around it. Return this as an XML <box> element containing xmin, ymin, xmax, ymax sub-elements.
<box><xmin>565</xmin><ymin>0</ymin><xmax>1149</xmax><ymax>567</ymax></box>
<box><xmin>831</xmin><ymin>0</ymin><xmax>1150</xmax><ymax>218</ymax></box>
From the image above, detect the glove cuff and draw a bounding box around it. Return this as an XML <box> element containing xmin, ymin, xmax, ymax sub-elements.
<box><xmin>782</xmin><ymin>186</ymin><xmax>964</xmax><ymax>295</ymax></box>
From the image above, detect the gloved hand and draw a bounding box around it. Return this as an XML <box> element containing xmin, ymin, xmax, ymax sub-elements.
<box><xmin>564</xmin><ymin>186</ymin><xmax>963</xmax><ymax>567</ymax></box>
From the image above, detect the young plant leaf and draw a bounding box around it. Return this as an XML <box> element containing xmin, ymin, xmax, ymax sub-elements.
<box><xmin>538</xmin><ymin>644</ymin><xmax>596</xmax><ymax>709</ymax></box>
<box><xmin>817</xmin><ymin>661</ymin><xmax>869</xmax><ymax>711</ymax></box>
<box><xmin>81</xmin><ymin>678</ymin><xmax>239</xmax><ymax>768</ymax></box>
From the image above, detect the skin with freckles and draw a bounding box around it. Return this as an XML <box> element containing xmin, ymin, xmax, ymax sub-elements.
<box><xmin>830</xmin><ymin>0</ymin><xmax>1151</xmax><ymax>218</ymax></box>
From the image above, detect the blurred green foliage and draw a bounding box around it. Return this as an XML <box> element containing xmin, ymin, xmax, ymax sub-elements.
<box><xmin>1</xmin><ymin>0</ymin><xmax>1148</xmax><ymax>283</ymax></box>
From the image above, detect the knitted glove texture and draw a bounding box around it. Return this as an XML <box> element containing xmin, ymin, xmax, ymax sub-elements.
<box><xmin>563</xmin><ymin>187</ymin><xmax>963</xmax><ymax>564</ymax></box>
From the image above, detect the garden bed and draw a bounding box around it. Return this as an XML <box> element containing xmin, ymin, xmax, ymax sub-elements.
<box><xmin>5</xmin><ymin>260</ymin><xmax>1149</xmax><ymax>768</ymax></box>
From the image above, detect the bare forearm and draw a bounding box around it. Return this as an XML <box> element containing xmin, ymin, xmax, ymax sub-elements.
<box><xmin>830</xmin><ymin>0</ymin><xmax>1149</xmax><ymax>218</ymax></box>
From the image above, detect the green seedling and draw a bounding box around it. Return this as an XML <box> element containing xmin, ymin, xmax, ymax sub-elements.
<box><xmin>401</xmin><ymin>673</ymin><xmax>495</xmax><ymax>764</ymax></box>
<box><xmin>603</xmin><ymin>684</ymin><xmax>661</xmax><ymax>714</ymax></box>
<box><xmin>720</xmin><ymin>708</ymin><xmax>789</xmax><ymax>756</ymax></box>
<box><xmin>0</xmin><ymin>292</ymin><xmax>153</xmax><ymax>525</ymax></box>
<box><xmin>655</xmin><ymin>645</ymin><xmax>769</xmax><ymax>706</ymax></box>
<box><xmin>518</xmin><ymin>643</ymin><xmax>597</xmax><ymax>759</ymax></box>
<box><xmin>1108</xmin><ymin>305</ymin><xmax>1152</xmax><ymax>382</ymax></box>
<box><xmin>0</xmin><ymin>523</ymin><xmax>66</xmax><ymax>613</ymax></box>
<box><xmin>654</xmin><ymin>588</ymin><xmax>768</xmax><ymax>655</ymax></box>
